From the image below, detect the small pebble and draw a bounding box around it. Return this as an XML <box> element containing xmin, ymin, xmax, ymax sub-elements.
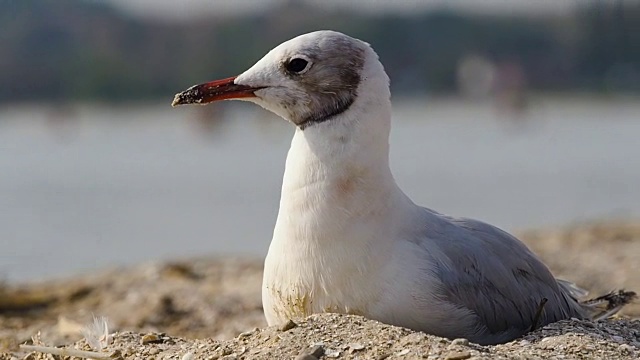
<box><xmin>181</xmin><ymin>352</ymin><xmax>195</xmax><ymax>360</ymax></box>
<box><xmin>444</xmin><ymin>350</ymin><xmax>471</xmax><ymax>360</ymax></box>
<box><xmin>451</xmin><ymin>338</ymin><xmax>469</xmax><ymax>346</ymax></box>
<box><xmin>238</xmin><ymin>329</ymin><xmax>256</xmax><ymax>338</ymax></box>
<box><xmin>396</xmin><ymin>349</ymin><xmax>410</xmax><ymax>356</ymax></box>
<box><xmin>140</xmin><ymin>334</ymin><xmax>162</xmax><ymax>345</ymax></box>
<box><xmin>295</xmin><ymin>355</ymin><xmax>318</xmax><ymax>360</ymax></box>
<box><xmin>295</xmin><ymin>345</ymin><xmax>325</xmax><ymax>360</ymax></box>
<box><xmin>618</xmin><ymin>344</ymin><xmax>634</xmax><ymax>355</ymax></box>
<box><xmin>349</xmin><ymin>343</ymin><xmax>365</xmax><ymax>351</ymax></box>
<box><xmin>278</xmin><ymin>319</ymin><xmax>298</xmax><ymax>332</ymax></box>
<box><xmin>325</xmin><ymin>349</ymin><xmax>340</xmax><ymax>358</ymax></box>
<box><xmin>307</xmin><ymin>345</ymin><xmax>325</xmax><ymax>357</ymax></box>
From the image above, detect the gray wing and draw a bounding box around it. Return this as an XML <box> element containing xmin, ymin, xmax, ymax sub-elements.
<box><xmin>418</xmin><ymin>211</ymin><xmax>585</xmax><ymax>344</ymax></box>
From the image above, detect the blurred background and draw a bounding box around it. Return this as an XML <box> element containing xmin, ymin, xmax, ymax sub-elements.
<box><xmin>1</xmin><ymin>0</ymin><xmax>639</xmax><ymax>282</ymax></box>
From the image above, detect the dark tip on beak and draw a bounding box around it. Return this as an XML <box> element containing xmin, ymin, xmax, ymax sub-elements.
<box><xmin>171</xmin><ymin>76</ymin><xmax>262</xmax><ymax>107</ymax></box>
<box><xmin>171</xmin><ymin>84</ymin><xmax>205</xmax><ymax>107</ymax></box>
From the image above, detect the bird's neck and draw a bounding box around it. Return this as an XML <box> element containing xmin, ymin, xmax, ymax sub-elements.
<box><xmin>273</xmin><ymin>88</ymin><xmax>408</xmax><ymax>250</ymax></box>
<box><xmin>283</xmin><ymin>123</ymin><xmax>394</xmax><ymax>214</ymax></box>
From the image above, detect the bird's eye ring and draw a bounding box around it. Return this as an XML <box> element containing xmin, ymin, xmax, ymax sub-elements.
<box><xmin>285</xmin><ymin>56</ymin><xmax>311</xmax><ymax>74</ymax></box>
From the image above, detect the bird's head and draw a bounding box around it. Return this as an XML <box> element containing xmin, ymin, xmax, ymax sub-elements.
<box><xmin>172</xmin><ymin>30</ymin><xmax>389</xmax><ymax>131</ymax></box>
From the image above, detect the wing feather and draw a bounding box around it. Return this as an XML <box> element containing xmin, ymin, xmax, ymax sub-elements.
<box><xmin>416</xmin><ymin>212</ymin><xmax>585</xmax><ymax>344</ymax></box>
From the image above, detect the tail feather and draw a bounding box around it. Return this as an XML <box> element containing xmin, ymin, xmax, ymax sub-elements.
<box><xmin>557</xmin><ymin>279</ymin><xmax>589</xmax><ymax>299</ymax></box>
<box><xmin>580</xmin><ymin>290</ymin><xmax>637</xmax><ymax>320</ymax></box>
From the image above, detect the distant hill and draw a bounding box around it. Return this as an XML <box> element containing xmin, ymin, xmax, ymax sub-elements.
<box><xmin>1</xmin><ymin>0</ymin><xmax>638</xmax><ymax>104</ymax></box>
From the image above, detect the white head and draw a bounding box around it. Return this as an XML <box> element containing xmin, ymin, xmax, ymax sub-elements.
<box><xmin>172</xmin><ymin>30</ymin><xmax>391</xmax><ymax>133</ymax></box>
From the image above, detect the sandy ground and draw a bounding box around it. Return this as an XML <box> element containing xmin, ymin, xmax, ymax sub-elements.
<box><xmin>1</xmin><ymin>220</ymin><xmax>638</xmax><ymax>359</ymax></box>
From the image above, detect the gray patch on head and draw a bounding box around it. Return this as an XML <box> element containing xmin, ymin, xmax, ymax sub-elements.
<box><xmin>280</xmin><ymin>34</ymin><xmax>366</xmax><ymax>130</ymax></box>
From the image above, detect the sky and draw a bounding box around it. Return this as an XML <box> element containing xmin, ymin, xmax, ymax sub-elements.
<box><xmin>95</xmin><ymin>0</ymin><xmax>592</xmax><ymax>21</ymax></box>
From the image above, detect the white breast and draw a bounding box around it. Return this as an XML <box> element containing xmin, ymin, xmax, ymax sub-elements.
<box><xmin>260</xmin><ymin>107</ymin><xmax>444</xmax><ymax>325</ymax></box>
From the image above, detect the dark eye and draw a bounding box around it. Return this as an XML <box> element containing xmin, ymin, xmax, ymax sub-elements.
<box><xmin>286</xmin><ymin>58</ymin><xmax>309</xmax><ymax>73</ymax></box>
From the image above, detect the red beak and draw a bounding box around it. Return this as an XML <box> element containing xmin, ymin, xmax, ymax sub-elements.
<box><xmin>171</xmin><ymin>76</ymin><xmax>262</xmax><ymax>107</ymax></box>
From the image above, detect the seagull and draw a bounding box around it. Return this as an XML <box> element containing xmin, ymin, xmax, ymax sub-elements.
<box><xmin>172</xmin><ymin>30</ymin><xmax>635</xmax><ymax>345</ymax></box>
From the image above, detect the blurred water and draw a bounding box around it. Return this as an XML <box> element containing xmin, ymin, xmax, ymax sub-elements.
<box><xmin>1</xmin><ymin>97</ymin><xmax>639</xmax><ymax>282</ymax></box>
